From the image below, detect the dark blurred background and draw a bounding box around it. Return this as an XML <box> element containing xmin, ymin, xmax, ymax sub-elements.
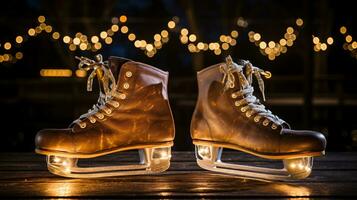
<box><xmin>0</xmin><ymin>0</ymin><xmax>356</xmax><ymax>152</ymax></box>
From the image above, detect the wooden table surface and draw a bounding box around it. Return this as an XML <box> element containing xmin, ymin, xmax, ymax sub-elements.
<box><xmin>0</xmin><ymin>151</ymin><xmax>356</xmax><ymax>199</ymax></box>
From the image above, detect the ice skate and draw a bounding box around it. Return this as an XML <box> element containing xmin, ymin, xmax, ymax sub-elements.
<box><xmin>35</xmin><ymin>55</ymin><xmax>175</xmax><ymax>178</ymax></box>
<box><xmin>191</xmin><ymin>56</ymin><xmax>326</xmax><ymax>181</ymax></box>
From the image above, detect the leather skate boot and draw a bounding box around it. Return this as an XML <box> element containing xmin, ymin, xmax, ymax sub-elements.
<box><xmin>35</xmin><ymin>55</ymin><xmax>175</xmax><ymax>178</ymax></box>
<box><xmin>191</xmin><ymin>56</ymin><xmax>326</xmax><ymax>180</ymax></box>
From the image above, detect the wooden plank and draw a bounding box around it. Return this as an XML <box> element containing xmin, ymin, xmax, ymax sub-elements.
<box><xmin>0</xmin><ymin>152</ymin><xmax>356</xmax><ymax>198</ymax></box>
<box><xmin>0</xmin><ymin>181</ymin><xmax>356</xmax><ymax>198</ymax></box>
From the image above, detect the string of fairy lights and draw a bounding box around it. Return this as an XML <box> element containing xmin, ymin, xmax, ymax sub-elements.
<box><xmin>0</xmin><ymin>15</ymin><xmax>356</xmax><ymax>64</ymax></box>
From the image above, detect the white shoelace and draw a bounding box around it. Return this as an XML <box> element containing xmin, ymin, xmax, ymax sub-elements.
<box><xmin>220</xmin><ymin>56</ymin><xmax>287</xmax><ymax>128</ymax></box>
<box><xmin>71</xmin><ymin>55</ymin><xmax>124</xmax><ymax>128</ymax></box>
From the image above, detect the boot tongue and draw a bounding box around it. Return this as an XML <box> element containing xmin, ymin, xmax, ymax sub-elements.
<box><xmin>108</xmin><ymin>56</ymin><xmax>132</xmax><ymax>81</ymax></box>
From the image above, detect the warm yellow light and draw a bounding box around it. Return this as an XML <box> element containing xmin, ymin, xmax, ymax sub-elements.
<box><xmin>197</xmin><ymin>42</ymin><xmax>204</xmax><ymax>50</ymax></box>
<box><xmin>111</xmin><ymin>24</ymin><xmax>119</xmax><ymax>32</ymax></box>
<box><xmin>167</xmin><ymin>21</ymin><xmax>175</xmax><ymax>29</ymax></box>
<box><xmin>15</xmin><ymin>52</ymin><xmax>23</xmax><ymax>59</ymax></box>
<box><xmin>120</xmin><ymin>26</ymin><xmax>129</xmax><ymax>34</ymax></box>
<box><xmin>268</xmin><ymin>41</ymin><xmax>275</xmax><ymax>48</ymax></box>
<box><xmin>286</xmin><ymin>27</ymin><xmax>294</xmax><ymax>34</ymax></box>
<box><xmin>231</xmin><ymin>30</ymin><xmax>239</xmax><ymax>38</ymax></box>
<box><xmin>28</xmin><ymin>28</ymin><xmax>36</xmax><ymax>36</ymax></box>
<box><xmin>104</xmin><ymin>37</ymin><xmax>113</xmax><ymax>44</ymax></box>
<box><xmin>100</xmin><ymin>31</ymin><xmax>108</xmax><ymax>39</ymax></box>
<box><xmin>4</xmin><ymin>42</ymin><xmax>12</xmax><ymax>50</ymax></box>
<box><xmin>52</xmin><ymin>32</ymin><xmax>60</xmax><ymax>40</ymax></box>
<box><xmin>15</xmin><ymin>36</ymin><xmax>23</xmax><ymax>44</ymax></box>
<box><xmin>63</xmin><ymin>36</ymin><xmax>71</xmax><ymax>44</ymax></box>
<box><xmin>346</xmin><ymin>35</ymin><xmax>352</xmax><ymax>43</ymax></box>
<box><xmin>320</xmin><ymin>43</ymin><xmax>327</xmax><ymax>51</ymax></box>
<box><xmin>180</xmin><ymin>36</ymin><xmax>188</xmax><ymax>44</ymax></box>
<box><xmin>352</xmin><ymin>41</ymin><xmax>357</xmax><ymax>49</ymax></box>
<box><xmin>94</xmin><ymin>42</ymin><xmax>102</xmax><ymax>50</ymax></box>
<box><xmin>73</xmin><ymin>38</ymin><xmax>80</xmax><ymax>45</ymax></box>
<box><xmin>128</xmin><ymin>33</ymin><xmax>136</xmax><ymax>41</ymax></box>
<box><xmin>340</xmin><ymin>26</ymin><xmax>347</xmax><ymax>34</ymax></box>
<box><xmin>134</xmin><ymin>40</ymin><xmax>141</xmax><ymax>48</ymax></box>
<box><xmin>222</xmin><ymin>43</ymin><xmax>229</xmax><ymax>50</ymax></box>
<box><xmin>45</xmin><ymin>25</ymin><xmax>52</xmax><ymax>33</ymax></box>
<box><xmin>327</xmin><ymin>37</ymin><xmax>334</xmax><ymax>45</ymax></box>
<box><xmin>79</xmin><ymin>43</ymin><xmax>87</xmax><ymax>50</ymax></box>
<box><xmin>189</xmin><ymin>34</ymin><xmax>197</xmax><ymax>42</ymax></box>
<box><xmin>312</xmin><ymin>37</ymin><xmax>320</xmax><ymax>44</ymax></box>
<box><xmin>153</xmin><ymin>34</ymin><xmax>161</xmax><ymax>41</ymax></box>
<box><xmin>214</xmin><ymin>48</ymin><xmax>221</xmax><ymax>55</ymax></box>
<box><xmin>279</xmin><ymin>38</ymin><xmax>287</xmax><ymax>46</ymax></box>
<box><xmin>259</xmin><ymin>41</ymin><xmax>267</xmax><ymax>49</ymax></box>
<box><xmin>75</xmin><ymin>69</ymin><xmax>87</xmax><ymax>77</ymax></box>
<box><xmin>253</xmin><ymin>33</ymin><xmax>261</xmax><ymax>41</ymax></box>
<box><xmin>91</xmin><ymin>36</ymin><xmax>99</xmax><ymax>43</ymax></box>
<box><xmin>146</xmin><ymin>44</ymin><xmax>154</xmax><ymax>51</ymax></box>
<box><xmin>38</xmin><ymin>15</ymin><xmax>46</xmax><ymax>23</ymax></box>
<box><xmin>219</xmin><ymin>35</ymin><xmax>226</xmax><ymax>42</ymax></box>
<box><xmin>40</xmin><ymin>69</ymin><xmax>72</xmax><ymax>77</ymax></box>
<box><xmin>180</xmin><ymin>28</ymin><xmax>188</xmax><ymax>36</ymax></box>
<box><xmin>296</xmin><ymin>18</ymin><xmax>304</xmax><ymax>26</ymax></box>
<box><xmin>69</xmin><ymin>44</ymin><xmax>76</xmax><ymax>51</ymax></box>
<box><xmin>119</xmin><ymin>15</ymin><xmax>127</xmax><ymax>23</ymax></box>
<box><xmin>161</xmin><ymin>30</ymin><xmax>169</xmax><ymax>38</ymax></box>
<box><xmin>230</xmin><ymin>39</ymin><xmax>237</xmax><ymax>46</ymax></box>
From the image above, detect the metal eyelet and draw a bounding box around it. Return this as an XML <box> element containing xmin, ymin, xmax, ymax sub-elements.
<box><xmin>254</xmin><ymin>116</ymin><xmax>261</xmax><ymax>122</ymax></box>
<box><xmin>98</xmin><ymin>113</ymin><xmax>104</xmax><ymax>119</ymax></box>
<box><xmin>231</xmin><ymin>93</ymin><xmax>237</xmax><ymax>99</ymax></box>
<box><xmin>120</xmin><ymin>94</ymin><xmax>126</xmax><ymax>99</ymax></box>
<box><xmin>271</xmin><ymin>124</ymin><xmax>278</xmax><ymax>130</ymax></box>
<box><xmin>105</xmin><ymin>109</ymin><xmax>112</xmax><ymax>115</ymax></box>
<box><xmin>263</xmin><ymin>119</ymin><xmax>270</xmax><ymax>126</ymax></box>
<box><xmin>113</xmin><ymin>101</ymin><xmax>120</xmax><ymax>108</ymax></box>
<box><xmin>123</xmin><ymin>83</ymin><xmax>130</xmax><ymax>89</ymax></box>
<box><xmin>79</xmin><ymin>122</ymin><xmax>86</xmax><ymax>128</ymax></box>
<box><xmin>235</xmin><ymin>101</ymin><xmax>240</xmax><ymax>107</ymax></box>
<box><xmin>125</xmin><ymin>71</ymin><xmax>133</xmax><ymax>78</ymax></box>
<box><xmin>246</xmin><ymin>112</ymin><xmax>252</xmax><ymax>118</ymax></box>
<box><xmin>89</xmin><ymin>117</ymin><xmax>96</xmax><ymax>124</ymax></box>
<box><xmin>240</xmin><ymin>107</ymin><xmax>247</xmax><ymax>112</ymax></box>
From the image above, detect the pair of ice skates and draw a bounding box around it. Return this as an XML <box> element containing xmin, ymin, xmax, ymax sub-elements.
<box><xmin>35</xmin><ymin>55</ymin><xmax>326</xmax><ymax>181</ymax></box>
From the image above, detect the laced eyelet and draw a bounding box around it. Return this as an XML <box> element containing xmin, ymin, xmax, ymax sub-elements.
<box><xmin>254</xmin><ymin>116</ymin><xmax>261</xmax><ymax>122</ymax></box>
<box><xmin>123</xmin><ymin>83</ymin><xmax>130</xmax><ymax>89</ymax></box>
<box><xmin>231</xmin><ymin>93</ymin><xmax>237</xmax><ymax>99</ymax></box>
<box><xmin>79</xmin><ymin>122</ymin><xmax>86</xmax><ymax>128</ymax></box>
<box><xmin>98</xmin><ymin>113</ymin><xmax>104</xmax><ymax>119</ymax></box>
<box><xmin>89</xmin><ymin>117</ymin><xmax>96</xmax><ymax>124</ymax></box>
<box><xmin>120</xmin><ymin>94</ymin><xmax>126</xmax><ymax>99</ymax></box>
<box><xmin>271</xmin><ymin>124</ymin><xmax>278</xmax><ymax>130</ymax></box>
<box><xmin>246</xmin><ymin>112</ymin><xmax>252</xmax><ymax>118</ymax></box>
<box><xmin>235</xmin><ymin>101</ymin><xmax>240</xmax><ymax>107</ymax></box>
<box><xmin>113</xmin><ymin>101</ymin><xmax>120</xmax><ymax>108</ymax></box>
<box><xmin>240</xmin><ymin>107</ymin><xmax>248</xmax><ymax>112</ymax></box>
<box><xmin>125</xmin><ymin>71</ymin><xmax>132</xmax><ymax>78</ymax></box>
<box><xmin>105</xmin><ymin>109</ymin><xmax>112</xmax><ymax>114</ymax></box>
<box><xmin>263</xmin><ymin>119</ymin><xmax>270</xmax><ymax>126</ymax></box>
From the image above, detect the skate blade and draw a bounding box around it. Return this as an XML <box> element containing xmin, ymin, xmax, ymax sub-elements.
<box><xmin>195</xmin><ymin>145</ymin><xmax>313</xmax><ymax>181</ymax></box>
<box><xmin>46</xmin><ymin>147</ymin><xmax>171</xmax><ymax>178</ymax></box>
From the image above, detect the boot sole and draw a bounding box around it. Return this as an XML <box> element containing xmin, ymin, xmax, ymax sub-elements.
<box><xmin>193</xmin><ymin>139</ymin><xmax>324</xmax><ymax>159</ymax></box>
<box><xmin>35</xmin><ymin>141</ymin><xmax>174</xmax><ymax>158</ymax></box>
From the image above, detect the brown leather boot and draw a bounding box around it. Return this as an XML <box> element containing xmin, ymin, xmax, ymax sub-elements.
<box><xmin>191</xmin><ymin>56</ymin><xmax>326</xmax><ymax>180</ymax></box>
<box><xmin>35</xmin><ymin>55</ymin><xmax>175</xmax><ymax>178</ymax></box>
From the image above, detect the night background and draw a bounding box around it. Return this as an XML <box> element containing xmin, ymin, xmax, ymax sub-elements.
<box><xmin>0</xmin><ymin>0</ymin><xmax>356</xmax><ymax>152</ymax></box>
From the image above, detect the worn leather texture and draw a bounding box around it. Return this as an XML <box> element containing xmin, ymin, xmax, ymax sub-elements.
<box><xmin>36</xmin><ymin>57</ymin><xmax>175</xmax><ymax>154</ymax></box>
<box><xmin>191</xmin><ymin>63</ymin><xmax>326</xmax><ymax>155</ymax></box>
